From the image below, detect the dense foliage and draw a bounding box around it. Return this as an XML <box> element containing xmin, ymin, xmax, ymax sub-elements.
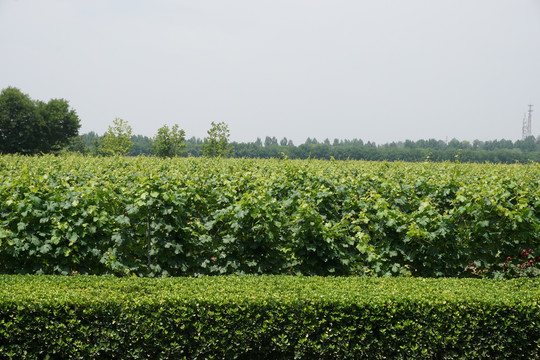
<box><xmin>71</xmin><ymin>132</ymin><xmax>540</xmax><ymax>163</ymax></box>
<box><xmin>229</xmin><ymin>134</ymin><xmax>540</xmax><ymax>163</ymax></box>
<box><xmin>0</xmin><ymin>87</ymin><xmax>80</xmax><ymax>154</ymax></box>
<box><xmin>1</xmin><ymin>156</ymin><xmax>538</xmax><ymax>277</ymax></box>
<box><xmin>234</xmin><ymin>142</ymin><xmax>540</xmax><ymax>163</ymax></box>
<box><xmin>1</xmin><ymin>275</ymin><xmax>538</xmax><ymax>359</ymax></box>
<box><xmin>152</xmin><ymin>124</ymin><xmax>186</xmax><ymax>158</ymax></box>
<box><xmin>99</xmin><ymin>117</ymin><xmax>133</xmax><ymax>156</ymax></box>
<box><xmin>202</xmin><ymin>121</ymin><xmax>232</xmax><ymax>157</ymax></box>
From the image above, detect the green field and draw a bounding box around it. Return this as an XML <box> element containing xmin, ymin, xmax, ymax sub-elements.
<box><xmin>1</xmin><ymin>155</ymin><xmax>539</xmax><ymax>278</ymax></box>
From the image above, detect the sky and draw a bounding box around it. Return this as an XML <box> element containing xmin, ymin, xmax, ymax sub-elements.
<box><xmin>1</xmin><ymin>0</ymin><xmax>539</xmax><ymax>145</ymax></box>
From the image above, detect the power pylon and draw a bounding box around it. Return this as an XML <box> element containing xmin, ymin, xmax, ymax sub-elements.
<box><xmin>522</xmin><ymin>104</ymin><xmax>533</xmax><ymax>139</ymax></box>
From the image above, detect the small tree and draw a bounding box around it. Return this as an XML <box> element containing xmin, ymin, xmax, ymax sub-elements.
<box><xmin>151</xmin><ymin>124</ymin><xmax>186</xmax><ymax>157</ymax></box>
<box><xmin>202</xmin><ymin>121</ymin><xmax>232</xmax><ymax>157</ymax></box>
<box><xmin>100</xmin><ymin>117</ymin><xmax>133</xmax><ymax>156</ymax></box>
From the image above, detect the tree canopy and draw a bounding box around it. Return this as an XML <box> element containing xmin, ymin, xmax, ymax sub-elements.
<box><xmin>99</xmin><ymin>118</ymin><xmax>133</xmax><ymax>156</ymax></box>
<box><xmin>151</xmin><ymin>124</ymin><xmax>186</xmax><ymax>158</ymax></box>
<box><xmin>202</xmin><ymin>121</ymin><xmax>232</xmax><ymax>157</ymax></box>
<box><xmin>0</xmin><ymin>87</ymin><xmax>80</xmax><ymax>154</ymax></box>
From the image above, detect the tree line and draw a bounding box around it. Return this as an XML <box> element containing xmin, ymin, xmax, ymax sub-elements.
<box><xmin>70</xmin><ymin>119</ymin><xmax>231</xmax><ymax>158</ymax></box>
<box><xmin>72</xmin><ymin>128</ymin><xmax>540</xmax><ymax>164</ymax></box>
<box><xmin>73</xmin><ymin>129</ymin><xmax>540</xmax><ymax>164</ymax></box>
<box><xmin>2</xmin><ymin>87</ymin><xmax>540</xmax><ymax>163</ymax></box>
<box><xmin>0</xmin><ymin>87</ymin><xmax>230</xmax><ymax>158</ymax></box>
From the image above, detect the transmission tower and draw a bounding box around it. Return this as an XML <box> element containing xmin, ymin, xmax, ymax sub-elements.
<box><xmin>522</xmin><ymin>104</ymin><xmax>533</xmax><ymax>140</ymax></box>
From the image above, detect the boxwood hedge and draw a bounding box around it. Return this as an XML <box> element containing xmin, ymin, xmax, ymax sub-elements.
<box><xmin>0</xmin><ymin>275</ymin><xmax>539</xmax><ymax>359</ymax></box>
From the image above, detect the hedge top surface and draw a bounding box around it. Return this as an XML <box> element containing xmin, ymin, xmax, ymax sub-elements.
<box><xmin>1</xmin><ymin>275</ymin><xmax>538</xmax><ymax>309</ymax></box>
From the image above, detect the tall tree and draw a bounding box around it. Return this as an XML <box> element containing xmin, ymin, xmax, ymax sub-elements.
<box><xmin>202</xmin><ymin>121</ymin><xmax>231</xmax><ymax>157</ymax></box>
<box><xmin>37</xmin><ymin>98</ymin><xmax>80</xmax><ymax>152</ymax></box>
<box><xmin>264</xmin><ymin>136</ymin><xmax>278</xmax><ymax>147</ymax></box>
<box><xmin>151</xmin><ymin>124</ymin><xmax>186</xmax><ymax>157</ymax></box>
<box><xmin>0</xmin><ymin>87</ymin><xmax>39</xmax><ymax>154</ymax></box>
<box><xmin>0</xmin><ymin>87</ymin><xmax>80</xmax><ymax>154</ymax></box>
<box><xmin>100</xmin><ymin>117</ymin><xmax>133</xmax><ymax>156</ymax></box>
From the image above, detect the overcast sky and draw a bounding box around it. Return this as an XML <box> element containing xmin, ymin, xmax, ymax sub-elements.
<box><xmin>1</xmin><ymin>0</ymin><xmax>539</xmax><ymax>145</ymax></box>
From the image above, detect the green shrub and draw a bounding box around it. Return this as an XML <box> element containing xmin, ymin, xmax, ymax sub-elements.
<box><xmin>0</xmin><ymin>155</ymin><xmax>539</xmax><ymax>277</ymax></box>
<box><xmin>498</xmin><ymin>248</ymin><xmax>540</xmax><ymax>278</ymax></box>
<box><xmin>0</xmin><ymin>275</ymin><xmax>538</xmax><ymax>359</ymax></box>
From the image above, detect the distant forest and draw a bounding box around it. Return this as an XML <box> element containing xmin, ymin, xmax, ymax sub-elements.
<box><xmin>72</xmin><ymin>132</ymin><xmax>540</xmax><ymax>164</ymax></box>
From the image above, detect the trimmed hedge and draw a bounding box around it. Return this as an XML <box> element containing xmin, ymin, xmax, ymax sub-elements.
<box><xmin>1</xmin><ymin>275</ymin><xmax>539</xmax><ymax>359</ymax></box>
<box><xmin>1</xmin><ymin>155</ymin><xmax>539</xmax><ymax>278</ymax></box>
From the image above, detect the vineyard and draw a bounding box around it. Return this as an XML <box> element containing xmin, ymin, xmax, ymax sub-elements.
<box><xmin>1</xmin><ymin>155</ymin><xmax>539</xmax><ymax>278</ymax></box>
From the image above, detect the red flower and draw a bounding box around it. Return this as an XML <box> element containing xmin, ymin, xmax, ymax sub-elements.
<box><xmin>507</xmin><ymin>257</ymin><xmax>512</xmax><ymax>261</ymax></box>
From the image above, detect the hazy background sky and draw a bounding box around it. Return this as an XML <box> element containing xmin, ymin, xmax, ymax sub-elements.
<box><xmin>1</xmin><ymin>0</ymin><xmax>539</xmax><ymax>145</ymax></box>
